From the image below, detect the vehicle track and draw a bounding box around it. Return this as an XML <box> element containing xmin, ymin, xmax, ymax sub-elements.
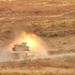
<box><xmin>48</xmin><ymin>52</ymin><xmax>75</xmax><ymax>58</ymax></box>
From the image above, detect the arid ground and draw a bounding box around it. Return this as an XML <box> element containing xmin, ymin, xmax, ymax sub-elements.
<box><xmin>0</xmin><ymin>0</ymin><xmax>75</xmax><ymax>75</ymax></box>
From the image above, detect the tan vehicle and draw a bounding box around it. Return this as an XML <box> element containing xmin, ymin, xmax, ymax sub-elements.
<box><xmin>11</xmin><ymin>42</ymin><xmax>34</xmax><ymax>61</ymax></box>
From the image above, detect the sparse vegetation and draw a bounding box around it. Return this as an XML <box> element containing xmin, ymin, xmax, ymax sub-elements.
<box><xmin>0</xmin><ymin>0</ymin><xmax>75</xmax><ymax>75</ymax></box>
<box><xmin>0</xmin><ymin>57</ymin><xmax>75</xmax><ymax>75</ymax></box>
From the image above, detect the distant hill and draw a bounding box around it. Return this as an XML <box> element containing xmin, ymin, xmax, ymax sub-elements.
<box><xmin>0</xmin><ymin>0</ymin><xmax>75</xmax><ymax>51</ymax></box>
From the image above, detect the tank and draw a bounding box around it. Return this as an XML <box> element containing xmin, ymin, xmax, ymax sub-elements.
<box><xmin>10</xmin><ymin>42</ymin><xmax>34</xmax><ymax>61</ymax></box>
<box><xmin>12</xmin><ymin>42</ymin><xmax>30</xmax><ymax>52</ymax></box>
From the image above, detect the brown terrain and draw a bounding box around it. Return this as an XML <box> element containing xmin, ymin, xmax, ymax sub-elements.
<box><xmin>0</xmin><ymin>0</ymin><xmax>75</xmax><ymax>75</ymax></box>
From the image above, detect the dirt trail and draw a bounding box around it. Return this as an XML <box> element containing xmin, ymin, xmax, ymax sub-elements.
<box><xmin>48</xmin><ymin>53</ymin><xmax>75</xmax><ymax>58</ymax></box>
<box><xmin>0</xmin><ymin>52</ymin><xmax>75</xmax><ymax>62</ymax></box>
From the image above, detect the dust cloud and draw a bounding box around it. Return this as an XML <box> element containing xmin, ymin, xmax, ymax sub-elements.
<box><xmin>0</xmin><ymin>31</ymin><xmax>49</xmax><ymax>62</ymax></box>
<box><xmin>9</xmin><ymin>32</ymin><xmax>49</xmax><ymax>59</ymax></box>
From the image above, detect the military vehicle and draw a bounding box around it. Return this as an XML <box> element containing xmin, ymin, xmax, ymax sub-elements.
<box><xmin>10</xmin><ymin>42</ymin><xmax>34</xmax><ymax>61</ymax></box>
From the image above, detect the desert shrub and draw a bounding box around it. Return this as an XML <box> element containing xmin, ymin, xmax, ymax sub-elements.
<box><xmin>40</xmin><ymin>33</ymin><xmax>47</xmax><ymax>37</ymax></box>
<box><xmin>48</xmin><ymin>33</ymin><xmax>58</xmax><ymax>37</ymax></box>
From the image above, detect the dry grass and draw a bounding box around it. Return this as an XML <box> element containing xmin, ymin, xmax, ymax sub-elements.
<box><xmin>0</xmin><ymin>0</ymin><xmax>75</xmax><ymax>75</ymax></box>
<box><xmin>0</xmin><ymin>56</ymin><xmax>75</xmax><ymax>75</ymax></box>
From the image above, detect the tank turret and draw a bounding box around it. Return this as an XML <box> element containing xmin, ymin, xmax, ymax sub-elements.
<box><xmin>12</xmin><ymin>42</ymin><xmax>30</xmax><ymax>52</ymax></box>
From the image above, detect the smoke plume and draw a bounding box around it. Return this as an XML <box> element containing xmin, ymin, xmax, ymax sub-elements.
<box><xmin>0</xmin><ymin>31</ymin><xmax>49</xmax><ymax>62</ymax></box>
